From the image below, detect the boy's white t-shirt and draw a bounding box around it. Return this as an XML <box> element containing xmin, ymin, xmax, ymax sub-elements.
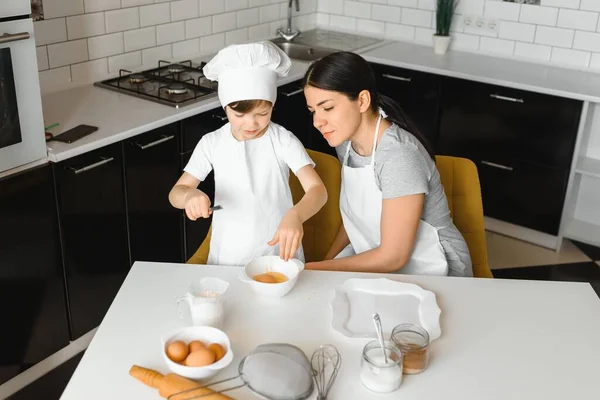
<box><xmin>183</xmin><ymin>121</ymin><xmax>315</xmax><ymax>266</ymax></box>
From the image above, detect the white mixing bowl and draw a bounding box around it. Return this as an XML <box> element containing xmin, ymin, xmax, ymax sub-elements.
<box><xmin>240</xmin><ymin>255</ymin><xmax>305</xmax><ymax>298</ymax></box>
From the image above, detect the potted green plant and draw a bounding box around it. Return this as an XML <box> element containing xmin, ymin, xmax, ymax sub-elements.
<box><xmin>434</xmin><ymin>0</ymin><xmax>457</xmax><ymax>55</ymax></box>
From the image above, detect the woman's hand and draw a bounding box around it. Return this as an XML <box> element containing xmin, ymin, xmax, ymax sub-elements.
<box><xmin>268</xmin><ymin>208</ymin><xmax>304</xmax><ymax>261</ymax></box>
<box><xmin>183</xmin><ymin>190</ymin><xmax>212</xmax><ymax>221</ymax></box>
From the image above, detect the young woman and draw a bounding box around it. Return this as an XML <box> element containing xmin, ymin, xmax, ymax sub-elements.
<box><xmin>170</xmin><ymin>42</ymin><xmax>327</xmax><ymax>266</ymax></box>
<box><xmin>303</xmin><ymin>52</ymin><xmax>472</xmax><ymax>277</ymax></box>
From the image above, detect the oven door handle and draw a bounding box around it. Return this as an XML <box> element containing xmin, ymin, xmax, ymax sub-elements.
<box><xmin>0</xmin><ymin>32</ymin><xmax>31</xmax><ymax>45</ymax></box>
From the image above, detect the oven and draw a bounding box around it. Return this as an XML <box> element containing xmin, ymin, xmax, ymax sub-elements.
<box><xmin>0</xmin><ymin>2</ymin><xmax>46</xmax><ymax>173</ymax></box>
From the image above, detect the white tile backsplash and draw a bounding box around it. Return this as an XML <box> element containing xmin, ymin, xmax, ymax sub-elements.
<box><xmin>157</xmin><ymin>22</ymin><xmax>186</xmax><ymax>45</ymax></box>
<box><xmin>71</xmin><ymin>58</ymin><xmax>109</xmax><ymax>82</ymax></box>
<box><xmin>344</xmin><ymin>1</ymin><xmax>371</xmax><ymax>19</ymax></box>
<box><xmin>385</xmin><ymin>23</ymin><xmax>415</xmax><ymax>40</ymax></box>
<box><xmin>499</xmin><ymin>21</ymin><xmax>536</xmax><ymax>43</ymax></box>
<box><xmin>108</xmin><ymin>51</ymin><xmax>142</xmax><ymax>72</ymax></box>
<box><xmin>172</xmin><ymin>39</ymin><xmax>201</xmax><ymax>57</ymax></box>
<box><xmin>88</xmin><ymin>32</ymin><xmax>124</xmax><ymax>59</ymax></box>
<box><xmin>388</xmin><ymin>0</ymin><xmax>417</xmax><ymax>7</ymax></box>
<box><xmin>573</xmin><ymin>30</ymin><xmax>600</xmax><ymax>52</ymax></box>
<box><xmin>535</xmin><ymin>26</ymin><xmax>574</xmax><ymax>48</ymax></box>
<box><xmin>357</xmin><ymin>19</ymin><xmax>385</xmax><ymax>35</ymax></box>
<box><xmin>105</xmin><ymin>7</ymin><xmax>140</xmax><ymax>33</ymax></box>
<box><xmin>514</xmin><ymin>41</ymin><xmax>552</xmax><ymax>61</ymax></box>
<box><xmin>372</xmin><ymin>5</ymin><xmax>401</xmax><ymax>23</ymax></box>
<box><xmin>415</xmin><ymin>27</ymin><xmax>435</xmax><ymax>43</ymax></box>
<box><xmin>484</xmin><ymin>1</ymin><xmax>520</xmax><ymax>21</ymax></box>
<box><xmin>329</xmin><ymin>15</ymin><xmax>357</xmax><ymax>31</ymax></box>
<box><xmin>34</xmin><ymin>19</ymin><xmax>68</xmax><ymax>46</ymax></box>
<box><xmin>226</xmin><ymin>28</ymin><xmax>250</xmax><ymax>44</ymax></box>
<box><xmin>450</xmin><ymin>33</ymin><xmax>480</xmax><ymax>51</ymax></box>
<box><xmin>200</xmin><ymin>0</ymin><xmax>226</xmax><ymax>16</ymax></box>
<box><xmin>250</xmin><ymin>0</ymin><xmax>271</xmax><ymax>6</ymax></box>
<box><xmin>581</xmin><ymin>0</ymin><xmax>600</xmax><ymax>12</ymax></box>
<box><xmin>48</xmin><ymin>39</ymin><xmax>89</xmax><ymax>68</ymax></box>
<box><xmin>551</xmin><ymin>47</ymin><xmax>591</xmax><ymax>67</ymax></box>
<box><xmin>124</xmin><ymin>27</ymin><xmax>157</xmax><ymax>51</ymax></box>
<box><xmin>142</xmin><ymin>44</ymin><xmax>172</xmax><ymax>65</ymax></box>
<box><xmin>140</xmin><ymin>3</ymin><xmax>171</xmax><ymax>27</ymax></box>
<box><xmin>317</xmin><ymin>0</ymin><xmax>343</xmax><ymax>14</ymax></box>
<box><xmin>36</xmin><ymin>47</ymin><xmax>49</xmax><ymax>71</ymax></box>
<box><xmin>401</xmin><ymin>8</ymin><xmax>432</xmax><ymax>28</ymax></box>
<box><xmin>260</xmin><ymin>4</ymin><xmax>281</xmax><ymax>23</ymax></box>
<box><xmin>237</xmin><ymin>8</ymin><xmax>260</xmax><ymax>28</ymax></box>
<box><xmin>541</xmin><ymin>0</ymin><xmax>580</xmax><ymax>9</ymax></box>
<box><xmin>200</xmin><ymin>33</ymin><xmax>226</xmax><ymax>53</ymax></box>
<box><xmin>171</xmin><ymin>0</ymin><xmax>199</xmax><ymax>22</ymax></box>
<box><xmin>590</xmin><ymin>53</ymin><xmax>600</xmax><ymax>69</ymax></box>
<box><xmin>519</xmin><ymin>5</ymin><xmax>558</xmax><ymax>26</ymax></box>
<box><xmin>480</xmin><ymin>37</ymin><xmax>515</xmax><ymax>55</ymax></box>
<box><xmin>39</xmin><ymin>67</ymin><xmax>71</xmax><ymax>91</ymax></box>
<box><xmin>43</xmin><ymin>0</ymin><xmax>84</xmax><ymax>19</ymax></box>
<box><xmin>249</xmin><ymin>23</ymin><xmax>271</xmax><ymax>40</ymax></box>
<box><xmin>213</xmin><ymin>12</ymin><xmax>238</xmax><ymax>33</ymax></box>
<box><xmin>121</xmin><ymin>0</ymin><xmax>153</xmax><ymax>6</ymax></box>
<box><xmin>226</xmin><ymin>0</ymin><xmax>249</xmax><ymax>12</ymax></box>
<box><xmin>84</xmin><ymin>0</ymin><xmax>121</xmax><ymax>13</ymax></box>
<box><xmin>67</xmin><ymin>12</ymin><xmax>106</xmax><ymax>40</ymax></box>
<box><xmin>557</xmin><ymin>9</ymin><xmax>598</xmax><ymax>31</ymax></box>
<box><xmin>186</xmin><ymin>17</ymin><xmax>213</xmax><ymax>39</ymax></box>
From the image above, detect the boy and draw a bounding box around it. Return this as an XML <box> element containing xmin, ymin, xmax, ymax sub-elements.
<box><xmin>169</xmin><ymin>42</ymin><xmax>327</xmax><ymax>266</ymax></box>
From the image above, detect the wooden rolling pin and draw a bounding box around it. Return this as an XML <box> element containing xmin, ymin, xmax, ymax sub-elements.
<box><xmin>129</xmin><ymin>365</ymin><xmax>233</xmax><ymax>400</ymax></box>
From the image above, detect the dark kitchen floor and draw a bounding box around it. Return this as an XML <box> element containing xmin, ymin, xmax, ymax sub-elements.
<box><xmin>6</xmin><ymin>236</ymin><xmax>600</xmax><ymax>399</ymax></box>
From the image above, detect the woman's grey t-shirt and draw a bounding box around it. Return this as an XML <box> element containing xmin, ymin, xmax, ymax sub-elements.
<box><xmin>336</xmin><ymin>123</ymin><xmax>473</xmax><ymax>277</ymax></box>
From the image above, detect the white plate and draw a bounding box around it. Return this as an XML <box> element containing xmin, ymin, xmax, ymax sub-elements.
<box><xmin>330</xmin><ymin>278</ymin><xmax>441</xmax><ymax>341</ymax></box>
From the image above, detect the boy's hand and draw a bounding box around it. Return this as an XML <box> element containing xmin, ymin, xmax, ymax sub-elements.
<box><xmin>184</xmin><ymin>190</ymin><xmax>212</xmax><ymax>221</ymax></box>
<box><xmin>268</xmin><ymin>209</ymin><xmax>303</xmax><ymax>261</ymax></box>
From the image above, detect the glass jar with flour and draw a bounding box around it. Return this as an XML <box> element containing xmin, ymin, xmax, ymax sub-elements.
<box><xmin>176</xmin><ymin>277</ymin><xmax>229</xmax><ymax>329</ymax></box>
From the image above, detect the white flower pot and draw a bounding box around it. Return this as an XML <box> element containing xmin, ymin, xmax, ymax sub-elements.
<box><xmin>433</xmin><ymin>35</ymin><xmax>451</xmax><ymax>55</ymax></box>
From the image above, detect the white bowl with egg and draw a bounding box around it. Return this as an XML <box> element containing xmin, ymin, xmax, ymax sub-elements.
<box><xmin>240</xmin><ymin>255</ymin><xmax>305</xmax><ymax>298</ymax></box>
<box><xmin>161</xmin><ymin>326</ymin><xmax>233</xmax><ymax>380</ymax></box>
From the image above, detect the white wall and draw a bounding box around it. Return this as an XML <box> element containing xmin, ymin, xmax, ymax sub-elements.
<box><xmin>316</xmin><ymin>0</ymin><xmax>600</xmax><ymax>71</ymax></box>
<box><xmin>34</xmin><ymin>0</ymin><xmax>317</xmax><ymax>91</ymax></box>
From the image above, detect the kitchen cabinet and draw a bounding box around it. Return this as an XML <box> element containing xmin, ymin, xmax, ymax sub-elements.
<box><xmin>272</xmin><ymin>80</ymin><xmax>336</xmax><ymax>157</ymax></box>
<box><xmin>0</xmin><ymin>165</ymin><xmax>69</xmax><ymax>385</ymax></box>
<box><xmin>53</xmin><ymin>143</ymin><xmax>130</xmax><ymax>340</ymax></box>
<box><xmin>124</xmin><ymin>123</ymin><xmax>183</xmax><ymax>263</ymax></box>
<box><xmin>437</xmin><ymin>77</ymin><xmax>582</xmax><ymax>235</ymax></box>
<box><xmin>180</xmin><ymin>108</ymin><xmax>224</xmax><ymax>260</ymax></box>
<box><xmin>370</xmin><ymin>63</ymin><xmax>442</xmax><ymax>150</ymax></box>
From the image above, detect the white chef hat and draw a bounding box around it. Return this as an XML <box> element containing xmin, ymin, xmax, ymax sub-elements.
<box><xmin>203</xmin><ymin>41</ymin><xmax>292</xmax><ymax>108</ymax></box>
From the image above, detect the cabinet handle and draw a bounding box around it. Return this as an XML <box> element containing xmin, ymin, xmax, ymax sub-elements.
<box><xmin>212</xmin><ymin>114</ymin><xmax>227</xmax><ymax>121</ymax></box>
<box><xmin>0</xmin><ymin>32</ymin><xmax>30</xmax><ymax>44</ymax></box>
<box><xmin>68</xmin><ymin>157</ymin><xmax>114</xmax><ymax>175</ymax></box>
<box><xmin>134</xmin><ymin>134</ymin><xmax>175</xmax><ymax>150</ymax></box>
<box><xmin>481</xmin><ymin>160</ymin><xmax>513</xmax><ymax>171</ymax></box>
<box><xmin>382</xmin><ymin>73</ymin><xmax>412</xmax><ymax>82</ymax></box>
<box><xmin>281</xmin><ymin>88</ymin><xmax>304</xmax><ymax>97</ymax></box>
<box><xmin>489</xmin><ymin>93</ymin><xmax>524</xmax><ymax>103</ymax></box>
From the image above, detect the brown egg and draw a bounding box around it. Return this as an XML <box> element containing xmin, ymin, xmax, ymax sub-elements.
<box><xmin>207</xmin><ymin>343</ymin><xmax>226</xmax><ymax>361</ymax></box>
<box><xmin>188</xmin><ymin>340</ymin><xmax>206</xmax><ymax>353</ymax></box>
<box><xmin>185</xmin><ymin>348</ymin><xmax>216</xmax><ymax>367</ymax></box>
<box><xmin>166</xmin><ymin>340</ymin><xmax>188</xmax><ymax>363</ymax></box>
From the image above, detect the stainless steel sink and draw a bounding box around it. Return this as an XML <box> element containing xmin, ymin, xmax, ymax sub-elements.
<box><xmin>271</xmin><ymin>38</ymin><xmax>336</xmax><ymax>62</ymax></box>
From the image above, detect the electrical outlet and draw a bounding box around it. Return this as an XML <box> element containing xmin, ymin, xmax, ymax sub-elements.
<box><xmin>463</xmin><ymin>15</ymin><xmax>498</xmax><ymax>33</ymax></box>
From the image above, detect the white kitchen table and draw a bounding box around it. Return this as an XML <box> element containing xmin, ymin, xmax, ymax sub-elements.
<box><xmin>60</xmin><ymin>261</ymin><xmax>600</xmax><ymax>400</ymax></box>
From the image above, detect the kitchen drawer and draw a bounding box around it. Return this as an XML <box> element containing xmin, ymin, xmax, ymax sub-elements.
<box><xmin>371</xmin><ymin>63</ymin><xmax>441</xmax><ymax>149</ymax></box>
<box><xmin>124</xmin><ymin>123</ymin><xmax>183</xmax><ymax>263</ymax></box>
<box><xmin>478</xmin><ymin>160</ymin><xmax>568</xmax><ymax>235</ymax></box>
<box><xmin>54</xmin><ymin>143</ymin><xmax>130</xmax><ymax>340</ymax></box>
<box><xmin>181</xmin><ymin>107</ymin><xmax>227</xmax><ymax>153</ymax></box>
<box><xmin>438</xmin><ymin>77</ymin><xmax>581</xmax><ymax>169</ymax></box>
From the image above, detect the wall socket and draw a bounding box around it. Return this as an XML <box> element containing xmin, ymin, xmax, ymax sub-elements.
<box><xmin>463</xmin><ymin>15</ymin><xmax>499</xmax><ymax>33</ymax></box>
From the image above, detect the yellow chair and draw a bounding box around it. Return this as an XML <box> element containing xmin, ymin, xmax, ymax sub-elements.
<box><xmin>435</xmin><ymin>156</ymin><xmax>493</xmax><ymax>278</ymax></box>
<box><xmin>187</xmin><ymin>149</ymin><xmax>343</xmax><ymax>265</ymax></box>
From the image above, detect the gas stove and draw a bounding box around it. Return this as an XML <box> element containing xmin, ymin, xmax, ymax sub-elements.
<box><xmin>94</xmin><ymin>60</ymin><xmax>218</xmax><ymax>108</ymax></box>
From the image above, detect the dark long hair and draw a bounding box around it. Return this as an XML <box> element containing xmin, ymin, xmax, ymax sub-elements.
<box><xmin>302</xmin><ymin>52</ymin><xmax>435</xmax><ymax>159</ymax></box>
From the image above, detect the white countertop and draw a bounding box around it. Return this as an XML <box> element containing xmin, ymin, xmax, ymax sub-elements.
<box><xmin>42</xmin><ymin>34</ymin><xmax>600</xmax><ymax>163</ymax></box>
<box><xmin>60</xmin><ymin>261</ymin><xmax>600</xmax><ymax>400</ymax></box>
<box><xmin>361</xmin><ymin>41</ymin><xmax>600</xmax><ymax>103</ymax></box>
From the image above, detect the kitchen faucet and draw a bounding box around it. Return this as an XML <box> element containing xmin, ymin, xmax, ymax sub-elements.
<box><xmin>276</xmin><ymin>0</ymin><xmax>300</xmax><ymax>41</ymax></box>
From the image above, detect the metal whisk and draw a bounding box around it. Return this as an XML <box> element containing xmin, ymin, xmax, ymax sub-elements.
<box><xmin>310</xmin><ymin>344</ymin><xmax>341</xmax><ymax>400</ymax></box>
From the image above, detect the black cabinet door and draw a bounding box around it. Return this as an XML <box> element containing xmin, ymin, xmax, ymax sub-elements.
<box><xmin>181</xmin><ymin>109</ymin><xmax>224</xmax><ymax>260</ymax></box>
<box><xmin>53</xmin><ymin>143</ymin><xmax>130</xmax><ymax>340</ymax></box>
<box><xmin>371</xmin><ymin>63</ymin><xmax>441</xmax><ymax>149</ymax></box>
<box><xmin>0</xmin><ymin>166</ymin><xmax>69</xmax><ymax>385</ymax></box>
<box><xmin>124</xmin><ymin>123</ymin><xmax>183</xmax><ymax>263</ymax></box>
